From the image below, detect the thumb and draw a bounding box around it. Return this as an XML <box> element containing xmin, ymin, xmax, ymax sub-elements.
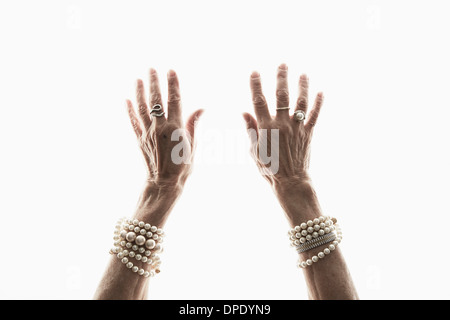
<box><xmin>242</xmin><ymin>112</ymin><xmax>258</xmax><ymax>145</ymax></box>
<box><xmin>186</xmin><ymin>109</ymin><xmax>204</xmax><ymax>143</ymax></box>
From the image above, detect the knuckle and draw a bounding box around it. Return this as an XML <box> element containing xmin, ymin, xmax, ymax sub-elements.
<box><xmin>276</xmin><ymin>89</ymin><xmax>289</xmax><ymax>100</ymax></box>
<box><xmin>138</xmin><ymin>104</ymin><xmax>148</xmax><ymax>114</ymax></box>
<box><xmin>253</xmin><ymin>95</ymin><xmax>266</xmax><ymax>106</ymax></box>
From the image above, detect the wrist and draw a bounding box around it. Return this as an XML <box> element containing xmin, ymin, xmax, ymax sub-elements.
<box><xmin>272</xmin><ymin>176</ymin><xmax>323</xmax><ymax>227</ymax></box>
<box><xmin>132</xmin><ymin>180</ymin><xmax>184</xmax><ymax>226</ymax></box>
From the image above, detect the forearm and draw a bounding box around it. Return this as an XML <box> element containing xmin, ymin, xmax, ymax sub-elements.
<box><xmin>273</xmin><ymin>178</ymin><xmax>358</xmax><ymax>300</ymax></box>
<box><xmin>94</xmin><ymin>182</ymin><xmax>183</xmax><ymax>300</ymax></box>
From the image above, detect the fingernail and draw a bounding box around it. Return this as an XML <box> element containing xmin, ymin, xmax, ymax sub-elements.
<box><xmin>150</xmin><ymin>68</ymin><xmax>156</xmax><ymax>75</ymax></box>
<box><xmin>279</xmin><ymin>63</ymin><xmax>288</xmax><ymax>70</ymax></box>
<box><xmin>300</xmin><ymin>74</ymin><xmax>308</xmax><ymax>80</ymax></box>
<box><xmin>168</xmin><ymin>69</ymin><xmax>176</xmax><ymax>78</ymax></box>
<box><xmin>251</xmin><ymin>71</ymin><xmax>260</xmax><ymax>79</ymax></box>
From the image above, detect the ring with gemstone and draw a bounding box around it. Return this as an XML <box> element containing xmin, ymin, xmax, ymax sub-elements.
<box><xmin>293</xmin><ymin>110</ymin><xmax>306</xmax><ymax>122</ymax></box>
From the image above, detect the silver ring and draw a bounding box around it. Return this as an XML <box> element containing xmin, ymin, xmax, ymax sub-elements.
<box><xmin>150</xmin><ymin>104</ymin><xmax>165</xmax><ymax>117</ymax></box>
<box><xmin>293</xmin><ymin>110</ymin><xmax>306</xmax><ymax>122</ymax></box>
<box><xmin>276</xmin><ymin>107</ymin><xmax>290</xmax><ymax>111</ymax></box>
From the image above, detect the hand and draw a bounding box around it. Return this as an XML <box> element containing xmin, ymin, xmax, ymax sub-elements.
<box><xmin>243</xmin><ymin>64</ymin><xmax>324</xmax><ymax>225</ymax></box>
<box><xmin>127</xmin><ymin>69</ymin><xmax>203</xmax><ymax>188</ymax></box>
<box><xmin>126</xmin><ymin>69</ymin><xmax>203</xmax><ymax>224</ymax></box>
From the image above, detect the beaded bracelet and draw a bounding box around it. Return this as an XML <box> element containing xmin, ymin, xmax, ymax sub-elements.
<box><xmin>288</xmin><ymin>216</ymin><xmax>336</xmax><ymax>246</ymax></box>
<box><xmin>288</xmin><ymin>216</ymin><xmax>342</xmax><ymax>269</ymax></box>
<box><xmin>110</xmin><ymin>217</ymin><xmax>164</xmax><ymax>277</ymax></box>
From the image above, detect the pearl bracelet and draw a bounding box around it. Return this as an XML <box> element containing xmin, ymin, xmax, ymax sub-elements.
<box><xmin>111</xmin><ymin>217</ymin><xmax>164</xmax><ymax>277</ymax></box>
<box><xmin>288</xmin><ymin>216</ymin><xmax>336</xmax><ymax>246</ymax></box>
<box><xmin>288</xmin><ymin>216</ymin><xmax>343</xmax><ymax>269</ymax></box>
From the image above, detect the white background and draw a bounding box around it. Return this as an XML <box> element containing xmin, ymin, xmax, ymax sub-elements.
<box><xmin>0</xmin><ymin>0</ymin><xmax>449</xmax><ymax>299</ymax></box>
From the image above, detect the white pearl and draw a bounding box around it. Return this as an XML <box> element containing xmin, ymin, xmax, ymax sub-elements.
<box><xmin>120</xmin><ymin>241</ymin><xmax>126</xmax><ymax>247</ymax></box>
<box><xmin>146</xmin><ymin>232</ymin><xmax>153</xmax><ymax>238</ymax></box>
<box><xmin>132</xmin><ymin>266</ymin><xmax>139</xmax><ymax>272</ymax></box>
<box><xmin>290</xmin><ymin>235</ymin><xmax>296</xmax><ymax>241</ymax></box>
<box><xmin>330</xmin><ymin>225</ymin><xmax>335</xmax><ymax>231</ymax></box>
<box><xmin>145</xmin><ymin>223</ymin><xmax>151</xmax><ymax>230</ymax></box>
<box><xmin>306</xmin><ymin>235</ymin><xmax>312</xmax><ymax>241</ymax></box>
<box><xmin>138</xmin><ymin>221</ymin><xmax>145</xmax><ymax>228</ymax></box>
<box><xmin>144</xmin><ymin>271</ymin><xmax>150</xmax><ymax>278</ymax></box>
<box><xmin>123</xmin><ymin>224</ymin><xmax>129</xmax><ymax>230</ymax></box>
<box><xmin>300</xmin><ymin>237</ymin><xmax>306</xmax><ymax>244</ymax></box>
<box><xmin>301</xmin><ymin>230</ymin><xmax>308</xmax><ymax>236</ymax></box>
<box><xmin>128</xmin><ymin>225</ymin><xmax>134</xmax><ymax>231</ymax></box>
<box><xmin>301</xmin><ymin>261</ymin><xmax>307</xmax><ymax>268</ymax></box>
<box><xmin>295</xmin><ymin>233</ymin><xmax>301</xmax><ymax>239</ymax></box>
<box><xmin>313</xmin><ymin>218</ymin><xmax>320</xmax><ymax>225</ymax></box>
<box><xmin>307</xmin><ymin>227</ymin><xmax>314</xmax><ymax>234</ymax></box>
<box><xmin>114</xmin><ymin>241</ymin><xmax>120</xmax><ymax>246</ymax></box>
<box><xmin>132</xmin><ymin>245</ymin><xmax>138</xmax><ymax>251</ymax></box>
<box><xmin>134</xmin><ymin>227</ymin><xmax>140</xmax><ymax>233</ymax></box>
<box><xmin>121</xmin><ymin>257</ymin><xmax>128</xmax><ymax>264</ymax></box>
<box><xmin>151</xmin><ymin>253</ymin><xmax>157</xmax><ymax>258</ymax></box>
<box><xmin>312</xmin><ymin>256</ymin><xmax>318</xmax><ymax>262</ymax></box>
<box><xmin>126</xmin><ymin>242</ymin><xmax>132</xmax><ymax>249</ymax></box>
<box><xmin>306</xmin><ymin>259</ymin><xmax>312</xmax><ymax>266</ymax></box>
<box><xmin>150</xmin><ymin>226</ymin><xmax>157</xmax><ymax>232</ymax></box>
<box><xmin>120</xmin><ymin>231</ymin><xmax>127</xmax><ymax>239</ymax></box>
<box><xmin>329</xmin><ymin>244</ymin><xmax>336</xmax><ymax>251</ymax></box>
<box><xmin>133</xmin><ymin>219</ymin><xmax>139</xmax><ymax>226</ymax></box>
<box><xmin>145</xmin><ymin>250</ymin><xmax>151</xmax><ymax>256</ymax></box>
<box><xmin>294</xmin><ymin>240</ymin><xmax>300</xmax><ymax>246</ymax></box>
<box><xmin>126</xmin><ymin>262</ymin><xmax>133</xmax><ymax>268</ymax></box>
<box><xmin>126</xmin><ymin>232</ymin><xmax>136</xmax><ymax>242</ymax></box>
<box><xmin>319</xmin><ymin>223</ymin><xmax>325</xmax><ymax>229</ymax></box>
<box><xmin>307</xmin><ymin>220</ymin><xmax>313</xmax><ymax>227</ymax></box>
<box><xmin>300</xmin><ymin>223</ymin><xmax>307</xmax><ymax>229</ymax></box>
<box><xmin>142</xmin><ymin>256</ymin><xmax>148</xmax><ymax>263</ymax></box>
<box><xmin>112</xmin><ymin>247</ymin><xmax>118</xmax><ymax>253</ymax></box>
<box><xmin>117</xmin><ymin>252</ymin><xmax>124</xmax><ymax>259</ymax></box>
<box><xmin>324</xmin><ymin>227</ymin><xmax>330</xmax><ymax>234</ymax></box>
<box><xmin>324</xmin><ymin>248</ymin><xmax>331</xmax><ymax>255</ymax></box>
<box><xmin>152</xmin><ymin>234</ymin><xmax>159</xmax><ymax>240</ymax></box>
<box><xmin>156</xmin><ymin>228</ymin><xmax>163</xmax><ymax>235</ymax></box>
<box><xmin>135</xmin><ymin>235</ymin><xmax>146</xmax><ymax>246</ymax></box>
<box><xmin>325</xmin><ymin>220</ymin><xmax>332</xmax><ymax>227</ymax></box>
<box><xmin>312</xmin><ymin>232</ymin><xmax>319</xmax><ymax>238</ymax></box>
<box><xmin>139</xmin><ymin>247</ymin><xmax>145</xmax><ymax>253</ymax></box>
<box><xmin>333</xmin><ymin>241</ymin><xmax>338</xmax><ymax>245</ymax></box>
<box><xmin>138</xmin><ymin>269</ymin><xmax>145</xmax><ymax>276</ymax></box>
<box><xmin>294</xmin><ymin>226</ymin><xmax>300</xmax><ymax>232</ymax></box>
<box><xmin>129</xmin><ymin>251</ymin><xmax>135</xmax><ymax>258</ymax></box>
<box><xmin>298</xmin><ymin>263</ymin><xmax>304</xmax><ymax>269</ymax></box>
<box><xmin>123</xmin><ymin>250</ymin><xmax>129</xmax><ymax>256</ymax></box>
<box><xmin>319</xmin><ymin>216</ymin><xmax>325</xmax><ymax>222</ymax></box>
<box><xmin>314</xmin><ymin>225</ymin><xmax>320</xmax><ymax>231</ymax></box>
<box><xmin>318</xmin><ymin>252</ymin><xmax>325</xmax><ymax>258</ymax></box>
<box><xmin>147</xmin><ymin>259</ymin><xmax>153</xmax><ymax>264</ymax></box>
<box><xmin>136</xmin><ymin>254</ymin><xmax>142</xmax><ymax>260</ymax></box>
<box><xmin>140</xmin><ymin>229</ymin><xmax>147</xmax><ymax>235</ymax></box>
<box><xmin>318</xmin><ymin>230</ymin><xmax>325</xmax><ymax>236</ymax></box>
<box><xmin>145</xmin><ymin>239</ymin><xmax>156</xmax><ymax>249</ymax></box>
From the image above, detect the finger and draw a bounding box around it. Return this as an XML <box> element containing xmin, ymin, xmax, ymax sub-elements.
<box><xmin>275</xmin><ymin>64</ymin><xmax>290</xmax><ymax>120</ymax></box>
<box><xmin>149</xmin><ymin>68</ymin><xmax>166</xmax><ymax>123</ymax></box>
<box><xmin>305</xmin><ymin>92</ymin><xmax>324</xmax><ymax>129</ymax></box>
<box><xmin>186</xmin><ymin>109</ymin><xmax>204</xmax><ymax>146</ymax></box>
<box><xmin>167</xmin><ymin>70</ymin><xmax>182</xmax><ymax>123</ymax></box>
<box><xmin>126</xmin><ymin>99</ymin><xmax>142</xmax><ymax>138</ymax></box>
<box><xmin>295</xmin><ymin>74</ymin><xmax>309</xmax><ymax>113</ymax></box>
<box><xmin>250</xmin><ymin>72</ymin><xmax>271</xmax><ymax>123</ymax></box>
<box><xmin>136</xmin><ymin>79</ymin><xmax>152</xmax><ymax>130</ymax></box>
<box><xmin>243</xmin><ymin>112</ymin><xmax>259</xmax><ymax>146</ymax></box>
